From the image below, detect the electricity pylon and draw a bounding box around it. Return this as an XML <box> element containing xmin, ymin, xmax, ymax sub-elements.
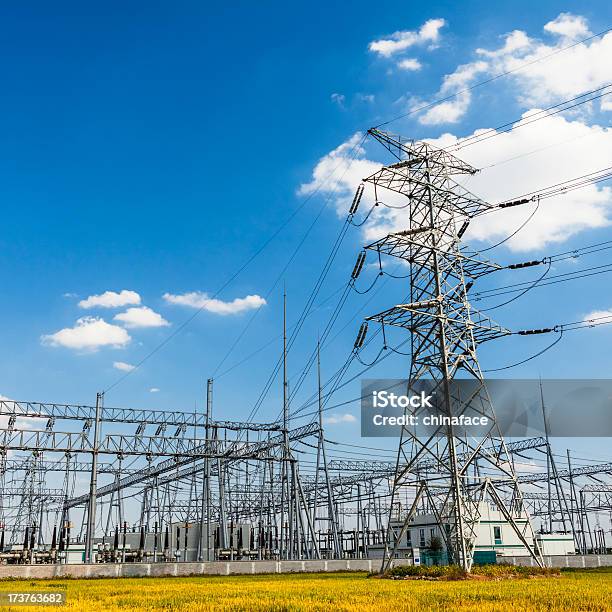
<box><xmin>355</xmin><ymin>129</ymin><xmax>542</xmax><ymax>572</ymax></box>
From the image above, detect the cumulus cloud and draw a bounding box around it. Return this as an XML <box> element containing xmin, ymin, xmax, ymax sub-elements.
<box><xmin>323</xmin><ymin>413</ymin><xmax>357</xmax><ymax>425</ymax></box>
<box><xmin>113</xmin><ymin>361</ymin><xmax>136</xmax><ymax>372</ymax></box>
<box><xmin>163</xmin><ymin>292</ymin><xmax>266</xmax><ymax>315</ymax></box>
<box><xmin>411</xmin><ymin>60</ymin><xmax>488</xmax><ymax>125</ymax></box>
<box><xmin>397</xmin><ymin>58</ymin><xmax>422</xmax><ymax>71</ymax></box>
<box><xmin>41</xmin><ymin>317</ymin><xmax>131</xmax><ymax>351</ymax></box>
<box><xmin>149</xmin><ymin>387</ymin><xmax>160</xmax><ymax>393</ymax></box>
<box><xmin>302</xmin><ymin>114</ymin><xmax>612</xmax><ymax>252</ymax></box>
<box><xmin>543</xmin><ymin>12</ymin><xmax>590</xmax><ymax>40</ymax></box>
<box><xmin>476</xmin><ymin>30</ymin><xmax>531</xmax><ymax>58</ymax></box>
<box><xmin>415</xmin><ymin>13</ymin><xmax>612</xmax><ymax>125</ymax></box>
<box><xmin>369</xmin><ymin>18</ymin><xmax>446</xmax><ymax>57</ymax></box>
<box><xmin>583</xmin><ymin>309</ymin><xmax>612</xmax><ymax>325</ymax></box>
<box><xmin>299</xmin><ymin>132</ymin><xmax>380</xmax><ymax>213</ymax></box>
<box><xmin>78</xmin><ymin>290</ymin><xmax>141</xmax><ymax>309</ymax></box>
<box><xmin>426</xmin><ymin>114</ymin><xmax>612</xmax><ymax>250</ymax></box>
<box><xmin>485</xmin><ymin>17</ymin><xmax>610</xmax><ymax>110</ymax></box>
<box><xmin>114</xmin><ymin>306</ymin><xmax>169</xmax><ymax>329</ymax></box>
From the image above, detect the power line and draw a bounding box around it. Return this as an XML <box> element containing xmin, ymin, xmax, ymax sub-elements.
<box><xmin>450</xmin><ymin>84</ymin><xmax>612</xmax><ymax>152</ymax></box>
<box><xmin>215</xmin><ymin>285</ymin><xmax>347</xmax><ymax>379</ymax></box>
<box><xmin>483</xmin><ymin>312</ymin><xmax>612</xmax><ymax>372</ymax></box>
<box><xmin>473</xmin><ymin>261</ymin><xmax>612</xmax><ymax>302</ymax></box>
<box><xmin>103</xmin><ymin>134</ymin><xmax>367</xmax><ymax>394</ymax></box>
<box><xmin>480</xmin><ymin>259</ymin><xmax>552</xmax><ymax>311</ymax></box>
<box><xmin>468</xmin><ymin>166</ymin><xmax>612</xmax><ymax>225</ymax></box>
<box><xmin>373</xmin><ymin>25</ymin><xmax>612</xmax><ymax>128</ymax></box>
<box><xmin>483</xmin><ymin>331</ymin><xmax>565</xmax><ymax>372</ymax></box>
<box><xmin>479</xmin><ymin>198</ymin><xmax>541</xmax><ymax>253</ymax></box>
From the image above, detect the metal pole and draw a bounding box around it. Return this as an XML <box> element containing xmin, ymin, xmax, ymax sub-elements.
<box><xmin>540</xmin><ymin>380</ymin><xmax>553</xmax><ymax>534</ymax></box>
<box><xmin>85</xmin><ymin>391</ymin><xmax>103</xmax><ymax>564</ymax></box>
<box><xmin>280</xmin><ymin>291</ymin><xmax>291</xmax><ymax>558</ymax></box>
<box><xmin>199</xmin><ymin>379</ymin><xmax>212</xmax><ymax>561</ymax></box>
<box><xmin>567</xmin><ymin>449</ymin><xmax>579</xmax><ymax>552</ymax></box>
<box><xmin>317</xmin><ymin>344</ymin><xmax>341</xmax><ymax>559</ymax></box>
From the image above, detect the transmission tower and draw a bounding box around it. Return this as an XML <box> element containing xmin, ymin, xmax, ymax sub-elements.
<box><xmin>355</xmin><ymin>129</ymin><xmax>543</xmax><ymax>572</ymax></box>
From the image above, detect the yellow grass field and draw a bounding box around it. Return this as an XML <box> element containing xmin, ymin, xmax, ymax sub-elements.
<box><xmin>0</xmin><ymin>568</ymin><xmax>610</xmax><ymax>611</ymax></box>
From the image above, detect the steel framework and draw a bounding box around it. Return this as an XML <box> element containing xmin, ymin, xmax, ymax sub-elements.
<box><xmin>359</xmin><ymin>129</ymin><xmax>543</xmax><ymax>572</ymax></box>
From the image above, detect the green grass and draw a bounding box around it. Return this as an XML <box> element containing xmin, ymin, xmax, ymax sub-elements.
<box><xmin>0</xmin><ymin>568</ymin><xmax>609</xmax><ymax>611</ymax></box>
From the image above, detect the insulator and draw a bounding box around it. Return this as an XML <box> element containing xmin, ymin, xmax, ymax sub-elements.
<box><xmin>508</xmin><ymin>260</ymin><xmax>543</xmax><ymax>269</ymax></box>
<box><xmin>354</xmin><ymin>322</ymin><xmax>368</xmax><ymax>349</ymax></box>
<box><xmin>349</xmin><ymin>183</ymin><xmax>365</xmax><ymax>215</ymax></box>
<box><xmin>400</xmin><ymin>299</ymin><xmax>439</xmax><ymax>310</ymax></box>
<box><xmin>351</xmin><ymin>251</ymin><xmax>367</xmax><ymax>279</ymax></box>
<box><xmin>517</xmin><ymin>328</ymin><xmax>553</xmax><ymax>335</ymax></box>
<box><xmin>499</xmin><ymin>198</ymin><xmax>531</xmax><ymax>209</ymax></box>
<box><xmin>465</xmin><ymin>281</ymin><xmax>474</xmax><ymax>292</ymax></box>
<box><xmin>457</xmin><ymin>220</ymin><xmax>470</xmax><ymax>238</ymax></box>
<box><xmin>395</xmin><ymin>226</ymin><xmax>433</xmax><ymax>236</ymax></box>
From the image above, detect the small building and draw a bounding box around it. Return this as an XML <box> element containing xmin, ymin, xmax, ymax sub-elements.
<box><xmin>369</xmin><ymin>501</ymin><xmax>576</xmax><ymax>562</ymax></box>
<box><xmin>535</xmin><ymin>533</ymin><xmax>575</xmax><ymax>556</ymax></box>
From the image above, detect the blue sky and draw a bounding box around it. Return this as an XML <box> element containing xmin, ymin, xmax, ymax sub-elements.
<box><xmin>1</xmin><ymin>2</ymin><xmax>612</xmax><ymax>462</ymax></box>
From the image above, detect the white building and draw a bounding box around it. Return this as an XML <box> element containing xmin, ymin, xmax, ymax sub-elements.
<box><xmin>370</xmin><ymin>502</ymin><xmax>575</xmax><ymax>562</ymax></box>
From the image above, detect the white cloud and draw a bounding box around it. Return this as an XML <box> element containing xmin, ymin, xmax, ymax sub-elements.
<box><xmin>476</xmin><ymin>30</ymin><xmax>531</xmax><ymax>58</ymax></box>
<box><xmin>426</xmin><ymin>114</ymin><xmax>612</xmax><ymax>250</ymax></box>
<box><xmin>299</xmin><ymin>132</ymin><xmax>381</xmax><ymax>213</ymax></box>
<box><xmin>583</xmin><ymin>309</ymin><xmax>612</xmax><ymax>325</ymax></box>
<box><xmin>114</xmin><ymin>306</ymin><xmax>169</xmax><ymax>329</ymax></box>
<box><xmin>113</xmin><ymin>361</ymin><xmax>135</xmax><ymax>372</ymax></box>
<box><xmin>543</xmin><ymin>13</ymin><xmax>590</xmax><ymax>40</ymax></box>
<box><xmin>331</xmin><ymin>93</ymin><xmax>345</xmax><ymax>107</ymax></box>
<box><xmin>163</xmin><ymin>292</ymin><xmax>266</xmax><ymax>315</ymax></box>
<box><xmin>41</xmin><ymin>317</ymin><xmax>131</xmax><ymax>351</ymax></box>
<box><xmin>78</xmin><ymin>290</ymin><xmax>141</xmax><ymax>309</ymax></box>
<box><xmin>488</xmin><ymin>21</ymin><xmax>611</xmax><ymax>110</ymax></box>
<box><xmin>306</xmin><ymin>114</ymin><xmax>612</xmax><ymax>252</ymax></box>
<box><xmin>369</xmin><ymin>18</ymin><xmax>446</xmax><ymax>57</ymax></box>
<box><xmin>397</xmin><ymin>58</ymin><xmax>422</xmax><ymax>71</ymax></box>
<box><xmin>412</xmin><ymin>60</ymin><xmax>488</xmax><ymax>125</ymax></box>
<box><xmin>416</xmin><ymin>13</ymin><xmax>612</xmax><ymax>125</ymax></box>
<box><xmin>149</xmin><ymin>387</ymin><xmax>160</xmax><ymax>393</ymax></box>
<box><xmin>323</xmin><ymin>413</ymin><xmax>357</xmax><ymax>425</ymax></box>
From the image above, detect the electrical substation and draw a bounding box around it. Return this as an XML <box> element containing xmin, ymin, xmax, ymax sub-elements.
<box><xmin>2</xmin><ymin>129</ymin><xmax>612</xmax><ymax>573</ymax></box>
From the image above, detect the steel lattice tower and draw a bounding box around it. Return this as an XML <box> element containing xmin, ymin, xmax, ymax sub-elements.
<box><xmin>358</xmin><ymin>129</ymin><xmax>543</xmax><ymax>572</ymax></box>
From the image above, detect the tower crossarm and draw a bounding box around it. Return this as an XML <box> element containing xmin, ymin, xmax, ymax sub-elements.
<box><xmin>581</xmin><ymin>484</ymin><xmax>612</xmax><ymax>493</ymax></box>
<box><xmin>367</xmin><ymin>128</ymin><xmax>479</xmax><ymax>175</ymax></box>
<box><xmin>363</xmin><ymin>165</ymin><xmax>493</xmax><ymax>219</ymax></box>
<box><xmin>365</xmin><ymin>233</ymin><xmax>502</xmax><ymax>280</ymax></box>
<box><xmin>366</xmin><ymin>303</ymin><xmax>511</xmax><ymax>345</ymax></box>
<box><xmin>0</xmin><ymin>399</ymin><xmax>279</xmax><ymax>431</ymax></box>
<box><xmin>63</xmin><ymin>422</ymin><xmax>320</xmax><ymax>508</ymax></box>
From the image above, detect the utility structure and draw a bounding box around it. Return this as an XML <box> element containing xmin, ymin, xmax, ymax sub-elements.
<box><xmin>354</xmin><ymin>129</ymin><xmax>543</xmax><ymax>572</ymax></box>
